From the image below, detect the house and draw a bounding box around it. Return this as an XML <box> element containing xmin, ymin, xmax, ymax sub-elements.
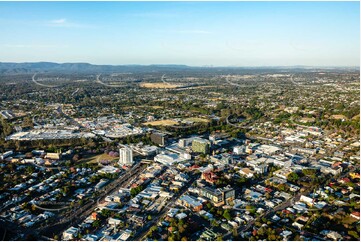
<box><xmin>273</xmin><ymin>167</ymin><xmax>293</xmax><ymax>180</ymax></box>
<box><xmin>239</xmin><ymin>168</ymin><xmax>254</xmax><ymax>178</ymax></box>
<box><xmin>201</xmin><ymin>171</ymin><xmax>218</xmax><ymax>184</ymax></box>
<box><xmin>175</xmin><ymin>212</ymin><xmax>187</xmax><ymax>220</ymax></box>
<box><xmin>178</xmin><ymin>195</ymin><xmax>203</xmax><ymax>211</ymax></box>
<box><xmin>0</xmin><ymin>150</ymin><xmax>14</xmax><ymax>160</ymax></box>
<box><xmin>321</xmin><ymin>231</ymin><xmax>342</xmax><ymax>241</ymax></box>
<box><xmin>200</xmin><ymin>228</ymin><xmax>220</xmax><ymax>241</ymax></box>
<box><xmin>292</xmin><ymin>222</ymin><xmax>304</xmax><ymax>230</ymax></box>
<box><xmin>62</xmin><ymin>227</ymin><xmax>79</xmax><ymax>240</ymax></box>
<box><xmin>83</xmin><ymin>234</ymin><xmax>99</xmax><ymax>241</ymax></box>
<box><xmin>300</xmin><ymin>195</ymin><xmax>314</xmax><ymax>206</ymax></box>
<box><xmin>167</xmin><ymin>208</ymin><xmax>179</xmax><ymax>218</ymax></box>
<box><xmin>45</xmin><ymin>152</ymin><xmax>62</xmax><ymax>160</ymax></box>
<box><xmin>280</xmin><ymin>230</ymin><xmax>292</xmax><ymax>240</ymax></box>
<box><xmin>108</xmin><ymin>217</ymin><xmax>122</xmax><ymax>226</ymax></box>
<box><xmin>116</xmin><ymin>229</ymin><xmax>132</xmax><ymax>241</ymax></box>
<box><xmin>351</xmin><ymin>211</ymin><xmax>360</xmax><ymax>220</ymax></box>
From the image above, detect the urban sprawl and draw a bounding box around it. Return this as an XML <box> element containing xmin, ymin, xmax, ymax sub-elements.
<box><xmin>0</xmin><ymin>66</ymin><xmax>359</xmax><ymax>241</ymax></box>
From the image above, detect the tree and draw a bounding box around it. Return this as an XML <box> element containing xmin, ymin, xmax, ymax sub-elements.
<box><xmin>348</xmin><ymin>230</ymin><xmax>359</xmax><ymax>239</ymax></box>
<box><xmin>150</xmin><ymin>225</ymin><xmax>158</xmax><ymax>233</ymax></box>
<box><xmin>211</xmin><ymin>219</ymin><xmax>219</xmax><ymax>227</ymax></box>
<box><xmin>245</xmin><ymin>205</ymin><xmax>256</xmax><ymax>214</ymax></box>
<box><xmin>92</xmin><ymin>220</ymin><xmax>101</xmax><ymax>228</ymax></box>
<box><xmin>223</xmin><ymin>209</ymin><xmax>232</xmax><ymax>221</ymax></box>
<box><xmin>287</xmin><ymin>172</ymin><xmax>299</xmax><ymax>183</ymax></box>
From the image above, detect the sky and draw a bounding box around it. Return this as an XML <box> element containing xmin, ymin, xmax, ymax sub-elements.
<box><xmin>0</xmin><ymin>1</ymin><xmax>359</xmax><ymax>66</ymax></box>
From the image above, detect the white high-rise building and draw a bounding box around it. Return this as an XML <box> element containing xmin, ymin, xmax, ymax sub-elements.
<box><xmin>119</xmin><ymin>146</ymin><xmax>133</xmax><ymax>166</ymax></box>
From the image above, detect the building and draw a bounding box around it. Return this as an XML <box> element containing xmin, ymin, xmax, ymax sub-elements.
<box><xmin>178</xmin><ymin>195</ymin><xmax>203</xmax><ymax>211</ymax></box>
<box><xmin>255</xmin><ymin>145</ymin><xmax>281</xmax><ymax>156</ymax></box>
<box><xmin>200</xmin><ymin>229</ymin><xmax>221</xmax><ymax>241</ymax></box>
<box><xmin>151</xmin><ymin>132</ymin><xmax>168</xmax><ymax>146</ymax></box>
<box><xmin>273</xmin><ymin>167</ymin><xmax>293</xmax><ymax>180</ymax></box>
<box><xmin>132</xmin><ymin>144</ymin><xmax>158</xmax><ymax>156</ymax></box>
<box><xmin>45</xmin><ymin>152</ymin><xmax>61</xmax><ymax>160</ymax></box>
<box><xmin>198</xmin><ymin>184</ymin><xmax>235</xmax><ymax>206</ymax></box>
<box><xmin>0</xmin><ymin>150</ymin><xmax>13</xmax><ymax>160</ymax></box>
<box><xmin>233</xmin><ymin>146</ymin><xmax>245</xmax><ymax>155</ymax></box>
<box><xmin>192</xmin><ymin>138</ymin><xmax>210</xmax><ymax>154</ymax></box>
<box><xmin>178</xmin><ymin>138</ymin><xmax>193</xmax><ymax>148</ymax></box>
<box><xmin>201</xmin><ymin>171</ymin><xmax>218</xmax><ymax>184</ymax></box>
<box><xmin>291</xmin><ymin>147</ymin><xmax>316</xmax><ymax>156</ymax></box>
<box><xmin>239</xmin><ymin>168</ymin><xmax>255</xmax><ymax>178</ymax></box>
<box><xmin>300</xmin><ymin>195</ymin><xmax>314</xmax><ymax>206</ymax></box>
<box><xmin>62</xmin><ymin>227</ymin><xmax>79</xmax><ymax>240</ymax></box>
<box><xmin>95</xmin><ymin>179</ymin><xmax>109</xmax><ymax>191</ymax></box>
<box><xmin>154</xmin><ymin>152</ymin><xmax>190</xmax><ymax>166</ymax></box>
<box><xmin>119</xmin><ymin>146</ymin><xmax>133</xmax><ymax>166</ymax></box>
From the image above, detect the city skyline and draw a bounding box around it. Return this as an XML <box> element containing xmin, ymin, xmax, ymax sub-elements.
<box><xmin>0</xmin><ymin>1</ymin><xmax>359</xmax><ymax>66</ymax></box>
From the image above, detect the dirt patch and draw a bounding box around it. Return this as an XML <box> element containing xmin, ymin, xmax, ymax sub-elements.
<box><xmin>330</xmin><ymin>115</ymin><xmax>348</xmax><ymax>120</ymax></box>
<box><xmin>139</xmin><ymin>82</ymin><xmax>180</xmax><ymax>89</ymax></box>
<box><xmin>143</xmin><ymin>119</ymin><xmax>179</xmax><ymax>126</ymax></box>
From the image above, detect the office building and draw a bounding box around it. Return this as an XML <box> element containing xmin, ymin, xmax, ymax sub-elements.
<box><xmin>192</xmin><ymin>138</ymin><xmax>210</xmax><ymax>154</ymax></box>
<box><xmin>119</xmin><ymin>146</ymin><xmax>134</xmax><ymax>166</ymax></box>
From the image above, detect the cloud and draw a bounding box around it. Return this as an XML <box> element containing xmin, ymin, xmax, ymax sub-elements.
<box><xmin>50</xmin><ymin>18</ymin><xmax>67</xmax><ymax>25</ymax></box>
<box><xmin>45</xmin><ymin>18</ymin><xmax>94</xmax><ymax>28</ymax></box>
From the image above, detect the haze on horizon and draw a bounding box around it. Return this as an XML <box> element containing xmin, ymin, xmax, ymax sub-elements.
<box><xmin>0</xmin><ymin>1</ymin><xmax>359</xmax><ymax>67</ymax></box>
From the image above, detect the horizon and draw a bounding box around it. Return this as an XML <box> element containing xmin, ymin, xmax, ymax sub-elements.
<box><xmin>0</xmin><ymin>61</ymin><xmax>359</xmax><ymax>69</ymax></box>
<box><xmin>0</xmin><ymin>1</ymin><xmax>360</xmax><ymax>66</ymax></box>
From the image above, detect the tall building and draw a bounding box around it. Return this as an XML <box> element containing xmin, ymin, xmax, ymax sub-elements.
<box><xmin>119</xmin><ymin>146</ymin><xmax>133</xmax><ymax>166</ymax></box>
<box><xmin>151</xmin><ymin>132</ymin><xmax>168</xmax><ymax>146</ymax></box>
<box><xmin>192</xmin><ymin>138</ymin><xmax>210</xmax><ymax>154</ymax></box>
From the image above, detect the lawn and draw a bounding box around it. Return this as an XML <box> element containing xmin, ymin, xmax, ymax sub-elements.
<box><xmin>184</xmin><ymin>117</ymin><xmax>210</xmax><ymax>123</ymax></box>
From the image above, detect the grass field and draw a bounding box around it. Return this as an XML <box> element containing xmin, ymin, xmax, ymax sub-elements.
<box><xmin>184</xmin><ymin>117</ymin><xmax>210</xmax><ymax>123</ymax></box>
<box><xmin>143</xmin><ymin>119</ymin><xmax>179</xmax><ymax>126</ymax></box>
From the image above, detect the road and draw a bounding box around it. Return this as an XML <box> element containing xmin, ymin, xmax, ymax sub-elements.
<box><xmin>223</xmin><ymin>164</ymin><xmax>357</xmax><ymax>241</ymax></box>
<box><xmin>56</xmin><ymin>105</ymin><xmax>82</xmax><ymax>128</ymax></box>
<box><xmin>21</xmin><ymin>162</ymin><xmax>147</xmax><ymax>239</ymax></box>
<box><xmin>132</xmin><ymin>174</ymin><xmax>199</xmax><ymax>241</ymax></box>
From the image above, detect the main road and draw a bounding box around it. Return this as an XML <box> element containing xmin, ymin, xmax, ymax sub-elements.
<box><xmin>132</xmin><ymin>174</ymin><xmax>200</xmax><ymax>241</ymax></box>
<box><xmin>39</xmin><ymin>162</ymin><xmax>147</xmax><ymax>238</ymax></box>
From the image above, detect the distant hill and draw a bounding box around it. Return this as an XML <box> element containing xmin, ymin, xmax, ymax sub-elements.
<box><xmin>0</xmin><ymin>62</ymin><xmax>193</xmax><ymax>74</ymax></box>
<box><xmin>0</xmin><ymin>62</ymin><xmax>358</xmax><ymax>75</ymax></box>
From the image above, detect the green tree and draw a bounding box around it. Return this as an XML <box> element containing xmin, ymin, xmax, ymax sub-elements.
<box><xmin>223</xmin><ymin>209</ymin><xmax>232</xmax><ymax>221</ymax></box>
<box><xmin>287</xmin><ymin>172</ymin><xmax>299</xmax><ymax>183</ymax></box>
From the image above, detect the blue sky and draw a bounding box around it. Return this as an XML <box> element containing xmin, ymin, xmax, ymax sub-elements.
<box><xmin>0</xmin><ymin>1</ymin><xmax>359</xmax><ymax>66</ymax></box>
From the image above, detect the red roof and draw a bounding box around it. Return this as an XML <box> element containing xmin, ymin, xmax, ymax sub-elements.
<box><xmin>341</xmin><ymin>177</ymin><xmax>351</xmax><ymax>183</ymax></box>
